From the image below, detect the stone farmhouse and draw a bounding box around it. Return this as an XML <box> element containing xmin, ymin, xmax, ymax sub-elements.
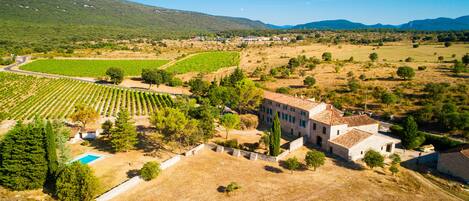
<box><xmin>259</xmin><ymin>91</ymin><xmax>396</xmax><ymax>161</ymax></box>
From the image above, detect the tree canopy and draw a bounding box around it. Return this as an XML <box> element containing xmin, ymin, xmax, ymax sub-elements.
<box><xmin>55</xmin><ymin>162</ymin><xmax>98</xmax><ymax>201</ymax></box>
<box><xmin>363</xmin><ymin>150</ymin><xmax>384</xmax><ymax>169</ymax></box>
<box><xmin>106</xmin><ymin>67</ymin><xmax>124</xmax><ymax>85</ymax></box>
<box><xmin>397</xmin><ymin>66</ymin><xmax>415</xmax><ymax>80</ymax></box>
<box><xmin>70</xmin><ymin>104</ymin><xmax>99</xmax><ymax>130</ymax></box>
<box><xmin>305</xmin><ymin>150</ymin><xmax>325</xmax><ymax>171</ymax></box>
<box><xmin>110</xmin><ymin>110</ymin><xmax>138</xmax><ymax>152</ymax></box>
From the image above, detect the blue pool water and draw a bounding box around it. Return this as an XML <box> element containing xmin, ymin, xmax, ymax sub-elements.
<box><xmin>77</xmin><ymin>154</ymin><xmax>101</xmax><ymax>164</ymax></box>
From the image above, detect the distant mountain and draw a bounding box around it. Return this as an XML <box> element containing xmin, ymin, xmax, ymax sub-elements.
<box><xmin>400</xmin><ymin>16</ymin><xmax>469</xmax><ymax>31</ymax></box>
<box><xmin>289</xmin><ymin>16</ymin><xmax>469</xmax><ymax>31</ymax></box>
<box><xmin>267</xmin><ymin>24</ymin><xmax>294</xmax><ymax>29</ymax></box>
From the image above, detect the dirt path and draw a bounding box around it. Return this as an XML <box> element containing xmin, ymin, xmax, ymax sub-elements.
<box><xmin>159</xmin><ymin>52</ymin><xmax>202</xmax><ymax>70</ymax></box>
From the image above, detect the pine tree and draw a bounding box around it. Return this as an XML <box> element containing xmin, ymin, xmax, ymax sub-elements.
<box><xmin>269</xmin><ymin>113</ymin><xmax>281</xmax><ymax>156</ymax></box>
<box><xmin>110</xmin><ymin>110</ymin><xmax>138</xmax><ymax>152</ymax></box>
<box><xmin>45</xmin><ymin>121</ymin><xmax>58</xmax><ymax>186</ymax></box>
<box><xmin>0</xmin><ymin>121</ymin><xmax>48</xmax><ymax>190</ymax></box>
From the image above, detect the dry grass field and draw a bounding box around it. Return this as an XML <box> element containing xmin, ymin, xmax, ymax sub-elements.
<box><xmin>116</xmin><ymin>147</ymin><xmax>458</xmax><ymax>201</ymax></box>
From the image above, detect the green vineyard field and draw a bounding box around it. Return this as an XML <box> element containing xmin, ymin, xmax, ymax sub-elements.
<box><xmin>20</xmin><ymin>59</ymin><xmax>169</xmax><ymax>77</ymax></box>
<box><xmin>166</xmin><ymin>51</ymin><xmax>240</xmax><ymax>74</ymax></box>
<box><xmin>0</xmin><ymin>72</ymin><xmax>173</xmax><ymax>120</ymax></box>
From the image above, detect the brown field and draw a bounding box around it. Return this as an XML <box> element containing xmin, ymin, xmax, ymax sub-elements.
<box><xmin>116</xmin><ymin>147</ymin><xmax>458</xmax><ymax>201</ymax></box>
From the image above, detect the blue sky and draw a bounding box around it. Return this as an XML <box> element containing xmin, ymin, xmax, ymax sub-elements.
<box><xmin>131</xmin><ymin>0</ymin><xmax>469</xmax><ymax>25</ymax></box>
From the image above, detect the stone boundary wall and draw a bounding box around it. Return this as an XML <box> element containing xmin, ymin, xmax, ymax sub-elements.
<box><xmin>96</xmin><ymin>154</ymin><xmax>182</xmax><ymax>201</ymax></box>
<box><xmin>185</xmin><ymin>144</ymin><xmax>205</xmax><ymax>156</ymax></box>
<box><xmin>289</xmin><ymin>136</ymin><xmax>306</xmax><ymax>152</ymax></box>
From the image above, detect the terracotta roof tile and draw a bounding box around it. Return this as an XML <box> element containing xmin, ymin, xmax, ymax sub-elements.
<box><xmin>310</xmin><ymin>107</ymin><xmax>345</xmax><ymax>125</ymax></box>
<box><xmin>263</xmin><ymin>91</ymin><xmax>321</xmax><ymax>111</ymax></box>
<box><xmin>341</xmin><ymin>115</ymin><xmax>378</xmax><ymax>127</ymax></box>
<box><xmin>330</xmin><ymin>129</ymin><xmax>373</xmax><ymax>148</ymax></box>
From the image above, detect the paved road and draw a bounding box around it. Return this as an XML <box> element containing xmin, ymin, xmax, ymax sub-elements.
<box><xmin>3</xmin><ymin>56</ymin><xmax>187</xmax><ymax>96</ymax></box>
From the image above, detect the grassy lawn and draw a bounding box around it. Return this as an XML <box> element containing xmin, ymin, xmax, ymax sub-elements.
<box><xmin>20</xmin><ymin>59</ymin><xmax>168</xmax><ymax>77</ymax></box>
<box><xmin>167</xmin><ymin>51</ymin><xmax>240</xmax><ymax>74</ymax></box>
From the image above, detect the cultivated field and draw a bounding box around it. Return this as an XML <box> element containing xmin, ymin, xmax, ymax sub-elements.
<box><xmin>0</xmin><ymin>72</ymin><xmax>173</xmax><ymax>120</ymax></box>
<box><xmin>117</xmin><ymin>148</ymin><xmax>457</xmax><ymax>201</ymax></box>
<box><xmin>20</xmin><ymin>59</ymin><xmax>168</xmax><ymax>77</ymax></box>
<box><xmin>166</xmin><ymin>51</ymin><xmax>240</xmax><ymax>74</ymax></box>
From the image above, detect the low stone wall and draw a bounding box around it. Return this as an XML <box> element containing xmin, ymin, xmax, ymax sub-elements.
<box><xmin>185</xmin><ymin>144</ymin><xmax>205</xmax><ymax>156</ymax></box>
<box><xmin>160</xmin><ymin>155</ymin><xmax>181</xmax><ymax>170</ymax></box>
<box><xmin>289</xmin><ymin>136</ymin><xmax>306</xmax><ymax>152</ymax></box>
<box><xmin>210</xmin><ymin>143</ymin><xmax>286</xmax><ymax>162</ymax></box>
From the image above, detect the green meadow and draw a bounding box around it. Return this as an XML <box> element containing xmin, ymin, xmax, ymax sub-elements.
<box><xmin>20</xmin><ymin>59</ymin><xmax>168</xmax><ymax>77</ymax></box>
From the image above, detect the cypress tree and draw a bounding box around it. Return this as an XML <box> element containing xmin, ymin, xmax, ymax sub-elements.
<box><xmin>269</xmin><ymin>113</ymin><xmax>281</xmax><ymax>156</ymax></box>
<box><xmin>0</xmin><ymin>121</ymin><xmax>48</xmax><ymax>190</ymax></box>
<box><xmin>402</xmin><ymin>116</ymin><xmax>420</xmax><ymax>149</ymax></box>
<box><xmin>45</xmin><ymin>121</ymin><xmax>58</xmax><ymax>186</ymax></box>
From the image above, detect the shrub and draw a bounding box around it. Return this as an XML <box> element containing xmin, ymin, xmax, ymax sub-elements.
<box><xmin>390</xmin><ymin>153</ymin><xmax>401</xmax><ymax>165</ymax></box>
<box><xmin>363</xmin><ymin>150</ymin><xmax>384</xmax><ymax>169</ymax></box>
<box><xmin>404</xmin><ymin>57</ymin><xmax>414</xmax><ymax>62</ymax></box>
<box><xmin>369</xmin><ymin>52</ymin><xmax>378</xmax><ymax>62</ymax></box>
<box><xmin>239</xmin><ymin>114</ymin><xmax>259</xmax><ymax>130</ymax></box>
<box><xmin>140</xmin><ymin>161</ymin><xmax>161</xmax><ymax>181</ymax></box>
<box><xmin>225</xmin><ymin>182</ymin><xmax>241</xmax><ymax>195</ymax></box>
<box><xmin>284</xmin><ymin>157</ymin><xmax>301</xmax><ymax>173</ymax></box>
<box><xmin>389</xmin><ymin>164</ymin><xmax>399</xmax><ymax>176</ymax></box>
<box><xmin>418</xmin><ymin>66</ymin><xmax>427</xmax><ymax>71</ymax></box>
<box><xmin>322</xmin><ymin>52</ymin><xmax>332</xmax><ymax>61</ymax></box>
<box><xmin>217</xmin><ymin>139</ymin><xmax>239</xmax><ymax>149</ymax></box>
<box><xmin>276</xmin><ymin>87</ymin><xmax>291</xmax><ymax>94</ymax></box>
<box><xmin>303</xmin><ymin>76</ymin><xmax>316</xmax><ymax>88</ymax></box>
<box><xmin>444</xmin><ymin>41</ymin><xmax>452</xmax><ymax>47</ymax></box>
<box><xmin>413</xmin><ymin>44</ymin><xmax>419</xmax><ymax>48</ymax></box>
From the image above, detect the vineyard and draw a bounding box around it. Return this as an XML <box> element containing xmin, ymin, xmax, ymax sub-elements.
<box><xmin>20</xmin><ymin>59</ymin><xmax>168</xmax><ymax>77</ymax></box>
<box><xmin>167</xmin><ymin>51</ymin><xmax>240</xmax><ymax>74</ymax></box>
<box><xmin>0</xmin><ymin>72</ymin><xmax>173</xmax><ymax>120</ymax></box>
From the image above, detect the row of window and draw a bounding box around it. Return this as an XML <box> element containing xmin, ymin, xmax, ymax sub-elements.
<box><xmin>263</xmin><ymin>101</ymin><xmax>308</xmax><ymax>117</ymax></box>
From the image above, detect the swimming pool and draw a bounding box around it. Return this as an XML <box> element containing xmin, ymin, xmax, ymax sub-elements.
<box><xmin>71</xmin><ymin>153</ymin><xmax>103</xmax><ymax>165</ymax></box>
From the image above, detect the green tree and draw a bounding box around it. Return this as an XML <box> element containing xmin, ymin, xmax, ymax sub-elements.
<box><xmin>110</xmin><ymin>110</ymin><xmax>138</xmax><ymax>152</ymax></box>
<box><xmin>55</xmin><ymin>162</ymin><xmax>98</xmax><ymax>201</ymax></box>
<box><xmin>284</xmin><ymin>157</ymin><xmax>301</xmax><ymax>173</ymax></box>
<box><xmin>401</xmin><ymin>116</ymin><xmax>424</xmax><ymax>149</ymax></box>
<box><xmin>303</xmin><ymin>76</ymin><xmax>316</xmax><ymax>88</ymax></box>
<box><xmin>322</xmin><ymin>52</ymin><xmax>332</xmax><ymax>61</ymax></box>
<box><xmin>269</xmin><ymin>113</ymin><xmax>281</xmax><ymax>156</ymax></box>
<box><xmin>221</xmin><ymin>113</ymin><xmax>240</xmax><ymax>139</ymax></box>
<box><xmin>305</xmin><ymin>150</ymin><xmax>325</xmax><ymax>171</ymax></box>
<box><xmin>259</xmin><ymin>131</ymin><xmax>270</xmax><ymax>152</ymax></box>
<box><xmin>141</xmin><ymin>68</ymin><xmax>162</xmax><ymax>89</ymax></box>
<box><xmin>70</xmin><ymin>104</ymin><xmax>99</xmax><ymax>130</ymax></box>
<box><xmin>444</xmin><ymin>41</ymin><xmax>452</xmax><ymax>47</ymax></box>
<box><xmin>106</xmin><ymin>67</ymin><xmax>124</xmax><ymax>85</ymax></box>
<box><xmin>380</xmin><ymin>92</ymin><xmax>398</xmax><ymax>107</ymax></box>
<box><xmin>0</xmin><ymin>121</ymin><xmax>48</xmax><ymax>190</ymax></box>
<box><xmin>369</xmin><ymin>52</ymin><xmax>378</xmax><ymax>62</ymax></box>
<box><xmin>233</xmin><ymin>79</ymin><xmax>263</xmax><ymax>113</ymax></box>
<box><xmin>347</xmin><ymin>78</ymin><xmax>360</xmax><ymax>92</ymax></box>
<box><xmin>288</xmin><ymin>58</ymin><xmax>300</xmax><ymax>69</ymax></box>
<box><xmin>188</xmin><ymin>76</ymin><xmax>211</xmax><ymax>97</ymax></box>
<box><xmin>363</xmin><ymin>150</ymin><xmax>384</xmax><ymax>169</ymax></box>
<box><xmin>396</xmin><ymin>66</ymin><xmax>415</xmax><ymax>80</ymax></box>
<box><xmin>462</xmin><ymin>54</ymin><xmax>469</xmax><ymax>66</ymax></box>
<box><xmin>140</xmin><ymin>161</ymin><xmax>161</xmax><ymax>181</ymax></box>
<box><xmin>101</xmin><ymin>120</ymin><xmax>113</xmax><ymax>137</ymax></box>
<box><xmin>228</xmin><ymin>67</ymin><xmax>246</xmax><ymax>86</ymax></box>
<box><xmin>45</xmin><ymin>121</ymin><xmax>58</xmax><ymax>186</ymax></box>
